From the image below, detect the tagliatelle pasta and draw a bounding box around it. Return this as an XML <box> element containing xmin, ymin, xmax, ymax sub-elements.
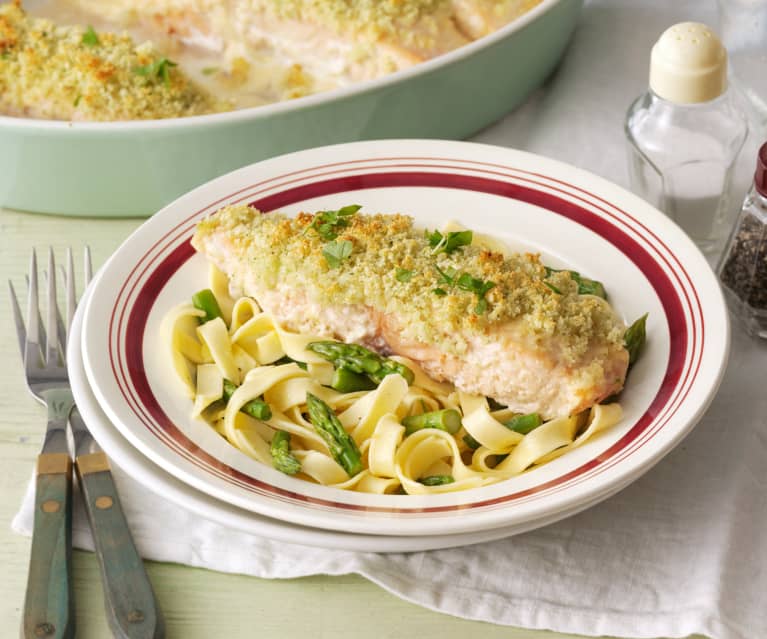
<box><xmin>161</xmin><ymin>265</ymin><xmax>624</xmax><ymax>495</ymax></box>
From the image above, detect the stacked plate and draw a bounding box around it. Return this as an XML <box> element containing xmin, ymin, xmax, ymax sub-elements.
<box><xmin>68</xmin><ymin>140</ymin><xmax>729</xmax><ymax>552</ymax></box>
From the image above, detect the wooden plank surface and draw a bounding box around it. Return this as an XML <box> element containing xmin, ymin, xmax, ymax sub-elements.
<box><xmin>0</xmin><ymin>208</ymin><xmax>704</xmax><ymax>639</ymax></box>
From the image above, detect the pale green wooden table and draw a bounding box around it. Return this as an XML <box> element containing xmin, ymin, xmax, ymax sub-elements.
<box><xmin>0</xmin><ymin>208</ymin><xmax>702</xmax><ymax>639</ymax></box>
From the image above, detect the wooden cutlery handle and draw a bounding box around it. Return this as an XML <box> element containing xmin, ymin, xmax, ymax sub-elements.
<box><xmin>76</xmin><ymin>454</ymin><xmax>165</xmax><ymax>639</ymax></box>
<box><xmin>23</xmin><ymin>456</ymin><xmax>74</xmax><ymax>639</ymax></box>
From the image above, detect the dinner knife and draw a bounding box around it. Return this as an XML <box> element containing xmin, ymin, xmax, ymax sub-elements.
<box><xmin>70</xmin><ymin>406</ymin><xmax>165</xmax><ymax>639</ymax></box>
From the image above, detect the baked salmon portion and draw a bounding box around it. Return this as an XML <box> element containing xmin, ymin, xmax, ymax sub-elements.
<box><xmin>0</xmin><ymin>2</ymin><xmax>220</xmax><ymax>121</ymax></box>
<box><xmin>192</xmin><ymin>205</ymin><xmax>630</xmax><ymax>419</ymax></box>
<box><xmin>233</xmin><ymin>0</ymin><xmax>471</xmax><ymax>82</ymax></box>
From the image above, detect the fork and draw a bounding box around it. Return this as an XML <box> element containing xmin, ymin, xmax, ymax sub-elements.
<box><xmin>9</xmin><ymin>248</ymin><xmax>76</xmax><ymax>639</ymax></box>
<box><xmin>11</xmin><ymin>248</ymin><xmax>164</xmax><ymax>639</ymax></box>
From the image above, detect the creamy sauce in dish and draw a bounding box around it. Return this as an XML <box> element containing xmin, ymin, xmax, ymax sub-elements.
<box><xmin>8</xmin><ymin>0</ymin><xmax>543</xmax><ymax>119</ymax></box>
<box><xmin>24</xmin><ymin>0</ymin><xmax>327</xmax><ymax>110</ymax></box>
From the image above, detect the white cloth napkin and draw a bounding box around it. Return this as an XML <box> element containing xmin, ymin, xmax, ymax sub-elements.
<box><xmin>13</xmin><ymin>2</ymin><xmax>767</xmax><ymax>638</ymax></box>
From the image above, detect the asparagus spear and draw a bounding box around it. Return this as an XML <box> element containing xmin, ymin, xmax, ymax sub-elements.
<box><xmin>305</xmin><ymin>392</ymin><xmax>362</xmax><ymax>477</ymax></box>
<box><xmin>273</xmin><ymin>355</ymin><xmax>308</xmax><ymax>370</ymax></box>
<box><xmin>270</xmin><ymin>430</ymin><xmax>301</xmax><ymax>475</ymax></box>
<box><xmin>462</xmin><ymin>433</ymin><xmax>481</xmax><ymax>450</ymax></box>
<box><xmin>402</xmin><ymin>409</ymin><xmax>462</xmax><ymax>436</ymax></box>
<box><xmin>504</xmin><ymin>413</ymin><xmax>542</xmax><ymax>434</ymax></box>
<box><xmin>624</xmin><ymin>313</ymin><xmax>648</xmax><ymax>366</ymax></box>
<box><xmin>191</xmin><ymin>288</ymin><xmax>223</xmax><ymax>323</ymax></box>
<box><xmin>330</xmin><ymin>367</ymin><xmax>377</xmax><ymax>393</ymax></box>
<box><xmin>306</xmin><ymin>341</ymin><xmax>414</xmax><ymax>385</ymax></box>
<box><xmin>419</xmin><ymin>475</ymin><xmax>455</xmax><ymax>486</ymax></box>
<box><xmin>222</xmin><ymin>379</ymin><xmax>272</xmax><ymax>421</ymax></box>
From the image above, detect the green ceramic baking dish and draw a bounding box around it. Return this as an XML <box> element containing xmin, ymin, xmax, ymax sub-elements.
<box><xmin>0</xmin><ymin>0</ymin><xmax>582</xmax><ymax>217</ymax></box>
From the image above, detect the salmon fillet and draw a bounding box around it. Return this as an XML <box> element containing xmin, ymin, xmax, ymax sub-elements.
<box><xmin>191</xmin><ymin>205</ymin><xmax>629</xmax><ymax>419</ymax></box>
<box><xmin>66</xmin><ymin>0</ymin><xmax>541</xmax><ymax>83</ymax></box>
<box><xmin>0</xmin><ymin>3</ymin><xmax>220</xmax><ymax>120</ymax></box>
<box><xmin>233</xmin><ymin>0</ymin><xmax>471</xmax><ymax>81</ymax></box>
<box><xmin>451</xmin><ymin>0</ymin><xmax>542</xmax><ymax>39</ymax></box>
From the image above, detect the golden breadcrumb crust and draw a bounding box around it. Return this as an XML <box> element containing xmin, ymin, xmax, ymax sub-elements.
<box><xmin>194</xmin><ymin>205</ymin><xmax>627</xmax><ymax>362</ymax></box>
<box><xmin>0</xmin><ymin>2</ymin><xmax>222</xmax><ymax>121</ymax></box>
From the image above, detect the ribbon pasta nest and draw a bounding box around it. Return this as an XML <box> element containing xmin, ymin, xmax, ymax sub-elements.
<box><xmin>162</xmin><ymin>265</ymin><xmax>625</xmax><ymax>496</ymax></box>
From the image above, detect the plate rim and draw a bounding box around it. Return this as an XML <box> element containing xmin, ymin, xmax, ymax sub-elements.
<box><xmin>70</xmin><ymin>286</ymin><xmax>554</xmax><ymax>551</ymax></box>
<box><xmin>81</xmin><ymin>139</ymin><xmax>730</xmax><ymax>536</ymax></box>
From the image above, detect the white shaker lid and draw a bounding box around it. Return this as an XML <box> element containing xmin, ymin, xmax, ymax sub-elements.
<box><xmin>649</xmin><ymin>22</ymin><xmax>727</xmax><ymax>104</ymax></box>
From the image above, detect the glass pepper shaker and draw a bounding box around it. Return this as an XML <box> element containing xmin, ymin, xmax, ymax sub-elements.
<box><xmin>717</xmin><ymin>141</ymin><xmax>767</xmax><ymax>339</ymax></box>
<box><xmin>625</xmin><ymin>22</ymin><xmax>748</xmax><ymax>259</ymax></box>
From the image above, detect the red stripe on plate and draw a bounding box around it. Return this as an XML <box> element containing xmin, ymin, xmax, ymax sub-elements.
<box><xmin>111</xmin><ymin>170</ymin><xmax>695</xmax><ymax>514</ymax></box>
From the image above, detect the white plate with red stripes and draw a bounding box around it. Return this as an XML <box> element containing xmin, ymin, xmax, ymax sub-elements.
<box><xmin>80</xmin><ymin>140</ymin><xmax>729</xmax><ymax>537</ymax></box>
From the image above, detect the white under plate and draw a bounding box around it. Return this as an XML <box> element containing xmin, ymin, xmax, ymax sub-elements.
<box><xmin>80</xmin><ymin>139</ymin><xmax>730</xmax><ymax>537</ymax></box>
<box><xmin>69</xmin><ymin>284</ymin><xmax>611</xmax><ymax>552</ymax></box>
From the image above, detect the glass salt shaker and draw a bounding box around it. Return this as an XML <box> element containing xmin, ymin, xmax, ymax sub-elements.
<box><xmin>717</xmin><ymin>141</ymin><xmax>767</xmax><ymax>339</ymax></box>
<box><xmin>625</xmin><ymin>22</ymin><xmax>748</xmax><ymax>259</ymax></box>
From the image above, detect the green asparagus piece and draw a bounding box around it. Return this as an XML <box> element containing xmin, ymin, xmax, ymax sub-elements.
<box><xmin>419</xmin><ymin>475</ymin><xmax>455</xmax><ymax>486</ymax></box>
<box><xmin>222</xmin><ymin>379</ymin><xmax>273</xmax><ymax>421</ymax></box>
<box><xmin>462</xmin><ymin>433</ymin><xmax>481</xmax><ymax>450</ymax></box>
<box><xmin>624</xmin><ymin>313</ymin><xmax>648</xmax><ymax>366</ymax></box>
<box><xmin>573</xmin><ymin>274</ymin><xmax>607</xmax><ymax>299</ymax></box>
<box><xmin>274</xmin><ymin>355</ymin><xmax>308</xmax><ymax>370</ymax></box>
<box><xmin>306</xmin><ymin>341</ymin><xmax>415</xmax><ymax>385</ymax></box>
<box><xmin>402</xmin><ymin>409</ymin><xmax>463</xmax><ymax>436</ymax></box>
<box><xmin>270</xmin><ymin>431</ymin><xmax>301</xmax><ymax>475</ymax></box>
<box><xmin>330</xmin><ymin>367</ymin><xmax>377</xmax><ymax>393</ymax></box>
<box><xmin>191</xmin><ymin>288</ymin><xmax>223</xmax><ymax>323</ymax></box>
<box><xmin>306</xmin><ymin>393</ymin><xmax>362</xmax><ymax>477</ymax></box>
<box><xmin>504</xmin><ymin>413</ymin><xmax>542</xmax><ymax>435</ymax></box>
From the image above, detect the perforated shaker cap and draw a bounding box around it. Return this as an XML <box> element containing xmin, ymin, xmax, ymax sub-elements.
<box><xmin>649</xmin><ymin>22</ymin><xmax>727</xmax><ymax>104</ymax></box>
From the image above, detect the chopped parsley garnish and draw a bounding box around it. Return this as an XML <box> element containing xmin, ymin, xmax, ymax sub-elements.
<box><xmin>456</xmin><ymin>273</ymin><xmax>495</xmax><ymax>298</ymax></box>
<box><xmin>435</xmin><ymin>265</ymin><xmax>457</xmax><ymax>286</ymax></box>
<box><xmin>455</xmin><ymin>273</ymin><xmax>495</xmax><ymax>315</ymax></box>
<box><xmin>395</xmin><ymin>268</ymin><xmax>413</xmax><ymax>282</ymax></box>
<box><xmin>306</xmin><ymin>204</ymin><xmax>361</xmax><ymax>241</ymax></box>
<box><xmin>82</xmin><ymin>25</ymin><xmax>100</xmax><ymax>47</ymax></box>
<box><xmin>431</xmin><ymin>266</ymin><xmax>494</xmax><ymax>314</ymax></box>
<box><xmin>322</xmin><ymin>239</ymin><xmax>353</xmax><ymax>268</ymax></box>
<box><xmin>201</xmin><ymin>66</ymin><xmax>220</xmax><ymax>76</ymax></box>
<box><xmin>134</xmin><ymin>57</ymin><xmax>178</xmax><ymax>87</ymax></box>
<box><xmin>73</xmin><ymin>94</ymin><xmax>82</xmax><ymax>107</ymax></box>
<box><xmin>1</xmin><ymin>50</ymin><xmax>11</xmax><ymax>60</ymax></box>
<box><xmin>427</xmin><ymin>229</ymin><xmax>473</xmax><ymax>255</ymax></box>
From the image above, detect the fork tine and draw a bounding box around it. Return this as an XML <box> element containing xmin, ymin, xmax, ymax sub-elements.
<box><xmin>8</xmin><ymin>280</ymin><xmax>26</xmax><ymax>359</ymax></box>
<box><xmin>24</xmin><ymin>273</ymin><xmax>50</xmax><ymax>360</ymax></box>
<box><xmin>25</xmin><ymin>249</ymin><xmax>41</xmax><ymax>372</ymax></box>
<box><xmin>84</xmin><ymin>246</ymin><xmax>93</xmax><ymax>286</ymax></box>
<box><xmin>45</xmin><ymin>248</ymin><xmax>58</xmax><ymax>366</ymax></box>
<box><xmin>41</xmin><ymin>269</ymin><xmax>67</xmax><ymax>357</ymax></box>
<box><xmin>65</xmin><ymin>247</ymin><xmax>76</xmax><ymax>342</ymax></box>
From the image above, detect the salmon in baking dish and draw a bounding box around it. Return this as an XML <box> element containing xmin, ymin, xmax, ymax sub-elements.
<box><xmin>191</xmin><ymin>205</ymin><xmax>630</xmax><ymax>419</ymax></box>
<box><xmin>67</xmin><ymin>0</ymin><xmax>543</xmax><ymax>82</ymax></box>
